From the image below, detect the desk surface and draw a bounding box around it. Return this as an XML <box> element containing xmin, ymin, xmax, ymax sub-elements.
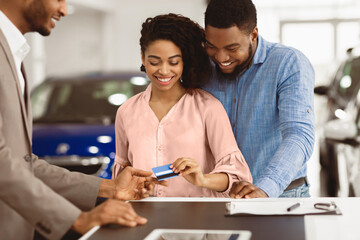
<box><xmin>88</xmin><ymin>197</ymin><xmax>360</xmax><ymax>240</ymax></box>
<box><xmin>89</xmin><ymin>199</ymin><xmax>305</xmax><ymax>240</ymax></box>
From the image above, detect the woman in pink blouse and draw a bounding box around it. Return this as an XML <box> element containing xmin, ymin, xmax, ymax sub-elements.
<box><xmin>113</xmin><ymin>13</ymin><xmax>252</xmax><ymax>197</ymax></box>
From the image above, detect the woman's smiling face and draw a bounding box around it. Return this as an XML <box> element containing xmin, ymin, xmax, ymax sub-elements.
<box><xmin>142</xmin><ymin>39</ymin><xmax>184</xmax><ymax>93</ymax></box>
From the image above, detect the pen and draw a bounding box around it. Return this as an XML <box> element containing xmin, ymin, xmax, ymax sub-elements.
<box><xmin>287</xmin><ymin>202</ymin><xmax>302</xmax><ymax>212</ymax></box>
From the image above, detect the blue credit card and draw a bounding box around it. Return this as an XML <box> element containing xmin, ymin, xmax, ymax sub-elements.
<box><xmin>152</xmin><ymin>163</ymin><xmax>179</xmax><ymax>180</ymax></box>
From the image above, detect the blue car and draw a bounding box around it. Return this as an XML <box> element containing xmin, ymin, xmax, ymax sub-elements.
<box><xmin>31</xmin><ymin>72</ymin><xmax>149</xmax><ymax>179</ymax></box>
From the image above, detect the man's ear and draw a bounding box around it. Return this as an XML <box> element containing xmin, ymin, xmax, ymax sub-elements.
<box><xmin>250</xmin><ymin>27</ymin><xmax>258</xmax><ymax>42</ymax></box>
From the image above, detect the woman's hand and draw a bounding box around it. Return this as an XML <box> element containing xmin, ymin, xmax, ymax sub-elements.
<box><xmin>170</xmin><ymin>157</ymin><xmax>205</xmax><ymax>187</ymax></box>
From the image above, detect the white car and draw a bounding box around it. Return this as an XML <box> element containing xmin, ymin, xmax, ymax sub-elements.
<box><xmin>323</xmin><ymin>97</ymin><xmax>360</xmax><ymax>196</ymax></box>
<box><xmin>315</xmin><ymin>47</ymin><xmax>360</xmax><ymax>196</ymax></box>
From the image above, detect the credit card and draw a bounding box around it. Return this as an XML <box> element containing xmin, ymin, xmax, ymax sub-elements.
<box><xmin>152</xmin><ymin>163</ymin><xmax>179</xmax><ymax>180</ymax></box>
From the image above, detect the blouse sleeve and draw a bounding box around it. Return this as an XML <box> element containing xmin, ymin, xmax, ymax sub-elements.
<box><xmin>204</xmin><ymin>96</ymin><xmax>252</xmax><ymax>196</ymax></box>
<box><xmin>112</xmin><ymin>107</ymin><xmax>131</xmax><ymax>178</ymax></box>
<box><xmin>210</xmin><ymin>151</ymin><xmax>253</xmax><ymax>196</ymax></box>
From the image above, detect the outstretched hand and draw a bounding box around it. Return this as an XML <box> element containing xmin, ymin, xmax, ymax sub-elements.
<box><xmin>229</xmin><ymin>181</ymin><xmax>268</xmax><ymax>199</ymax></box>
<box><xmin>114</xmin><ymin>166</ymin><xmax>168</xmax><ymax>200</ymax></box>
<box><xmin>99</xmin><ymin>166</ymin><xmax>168</xmax><ymax>200</ymax></box>
<box><xmin>72</xmin><ymin>199</ymin><xmax>146</xmax><ymax>234</ymax></box>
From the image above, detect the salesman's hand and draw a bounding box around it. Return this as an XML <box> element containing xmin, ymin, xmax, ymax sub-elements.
<box><xmin>114</xmin><ymin>166</ymin><xmax>168</xmax><ymax>200</ymax></box>
<box><xmin>72</xmin><ymin>199</ymin><xmax>146</xmax><ymax>234</ymax></box>
<box><xmin>229</xmin><ymin>181</ymin><xmax>268</xmax><ymax>199</ymax></box>
<box><xmin>99</xmin><ymin>166</ymin><xmax>168</xmax><ymax>200</ymax></box>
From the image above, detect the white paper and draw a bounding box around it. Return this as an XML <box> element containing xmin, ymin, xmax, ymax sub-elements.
<box><xmin>225</xmin><ymin>201</ymin><xmax>341</xmax><ymax>216</ymax></box>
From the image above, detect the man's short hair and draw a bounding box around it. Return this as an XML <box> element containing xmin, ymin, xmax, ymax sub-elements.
<box><xmin>205</xmin><ymin>0</ymin><xmax>257</xmax><ymax>34</ymax></box>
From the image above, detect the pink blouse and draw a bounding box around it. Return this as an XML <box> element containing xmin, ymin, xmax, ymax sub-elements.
<box><xmin>113</xmin><ymin>84</ymin><xmax>252</xmax><ymax>197</ymax></box>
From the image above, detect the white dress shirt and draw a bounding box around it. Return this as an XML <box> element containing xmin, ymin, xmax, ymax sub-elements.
<box><xmin>0</xmin><ymin>10</ymin><xmax>30</xmax><ymax>95</ymax></box>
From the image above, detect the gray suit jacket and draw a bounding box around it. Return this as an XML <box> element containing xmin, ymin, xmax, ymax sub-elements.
<box><xmin>0</xmin><ymin>28</ymin><xmax>102</xmax><ymax>239</ymax></box>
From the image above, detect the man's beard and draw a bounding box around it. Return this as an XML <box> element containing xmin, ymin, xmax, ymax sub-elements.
<box><xmin>24</xmin><ymin>1</ymin><xmax>51</xmax><ymax>36</ymax></box>
<box><xmin>214</xmin><ymin>43</ymin><xmax>254</xmax><ymax>80</ymax></box>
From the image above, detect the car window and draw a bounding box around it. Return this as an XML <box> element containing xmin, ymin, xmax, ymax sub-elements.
<box><xmin>31</xmin><ymin>77</ymin><xmax>149</xmax><ymax>124</ymax></box>
<box><xmin>335</xmin><ymin>57</ymin><xmax>360</xmax><ymax>102</ymax></box>
<box><xmin>32</xmin><ymin>83</ymin><xmax>55</xmax><ymax>120</ymax></box>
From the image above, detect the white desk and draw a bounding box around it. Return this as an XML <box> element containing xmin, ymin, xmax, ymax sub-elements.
<box><xmin>304</xmin><ymin>197</ymin><xmax>360</xmax><ymax>240</ymax></box>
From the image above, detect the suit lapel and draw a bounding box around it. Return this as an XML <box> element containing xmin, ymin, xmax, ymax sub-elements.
<box><xmin>22</xmin><ymin>64</ymin><xmax>33</xmax><ymax>143</ymax></box>
<box><xmin>0</xmin><ymin>28</ymin><xmax>32</xmax><ymax>145</ymax></box>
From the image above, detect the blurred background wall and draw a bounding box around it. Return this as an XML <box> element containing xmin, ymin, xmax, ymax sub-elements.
<box><xmin>24</xmin><ymin>0</ymin><xmax>360</xmax><ymax>89</ymax></box>
<box><xmin>24</xmin><ymin>0</ymin><xmax>208</xmax><ymax>87</ymax></box>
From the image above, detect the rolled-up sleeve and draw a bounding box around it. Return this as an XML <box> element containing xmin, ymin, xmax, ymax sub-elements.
<box><xmin>210</xmin><ymin>151</ymin><xmax>253</xmax><ymax>196</ymax></box>
<box><xmin>256</xmin><ymin>50</ymin><xmax>315</xmax><ymax>197</ymax></box>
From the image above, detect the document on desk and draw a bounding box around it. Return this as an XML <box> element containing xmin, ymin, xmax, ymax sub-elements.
<box><xmin>225</xmin><ymin>200</ymin><xmax>342</xmax><ymax>216</ymax></box>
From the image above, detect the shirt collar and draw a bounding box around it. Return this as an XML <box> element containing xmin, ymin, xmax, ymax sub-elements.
<box><xmin>144</xmin><ymin>83</ymin><xmax>152</xmax><ymax>102</ymax></box>
<box><xmin>0</xmin><ymin>10</ymin><xmax>30</xmax><ymax>62</ymax></box>
<box><xmin>252</xmin><ymin>35</ymin><xmax>266</xmax><ymax>65</ymax></box>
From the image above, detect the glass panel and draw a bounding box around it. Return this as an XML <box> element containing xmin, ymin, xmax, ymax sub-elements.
<box><xmin>337</xmin><ymin>22</ymin><xmax>360</xmax><ymax>60</ymax></box>
<box><xmin>282</xmin><ymin>23</ymin><xmax>334</xmax><ymax>65</ymax></box>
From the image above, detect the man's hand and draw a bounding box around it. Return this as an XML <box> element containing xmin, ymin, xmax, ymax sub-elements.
<box><xmin>72</xmin><ymin>199</ymin><xmax>146</xmax><ymax>234</ymax></box>
<box><xmin>113</xmin><ymin>166</ymin><xmax>168</xmax><ymax>200</ymax></box>
<box><xmin>229</xmin><ymin>181</ymin><xmax>268</xmax><ymax>199</ymax></box>
<box><xmin>98</xmin><ymin>166</ymin><xmax>168</xmax><ymax>200</ymax></box>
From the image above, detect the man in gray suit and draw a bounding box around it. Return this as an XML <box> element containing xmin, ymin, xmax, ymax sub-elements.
<box><xmin>0</xmin><ymin>0</ymin><xmax>165</xmax><ymax>239</ymax></box>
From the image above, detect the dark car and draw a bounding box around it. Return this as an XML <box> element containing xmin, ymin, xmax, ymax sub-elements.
<box><xmin>315</xmin><ymin>47</ymin><xmax>360</xmax><ymax>196</ymax></box>
<box><xmin>31</xmin><ymin>72</ymin><xmax>150</xmax><ymax>179</ymax></box>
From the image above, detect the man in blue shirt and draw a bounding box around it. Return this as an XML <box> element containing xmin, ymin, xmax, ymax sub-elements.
<box><xmin>203</xmin><ymin>0</ymin><xmax>315</xmax><ymax>198</ymax></box>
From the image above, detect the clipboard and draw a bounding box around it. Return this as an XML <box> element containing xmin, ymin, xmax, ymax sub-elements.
<box><xmin>225</xmin><ymin>200</ymin><xmax>342</xmax><ymax>216</ymax></box>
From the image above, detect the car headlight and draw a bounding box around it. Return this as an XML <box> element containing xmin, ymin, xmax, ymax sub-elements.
<box><xmin>334</xmin><ymin>109</ymin><xmax>347</xmax><ymax>120</ymax></box>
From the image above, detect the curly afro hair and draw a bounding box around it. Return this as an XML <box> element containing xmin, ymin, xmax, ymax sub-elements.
<box><xmin>205</xmin><ymin>0</ymin><xmax>257</xmax><ymax>34</ymax></box>
<box><xmin>140</xmin><ymin>13</ymin><xmax>210</xmax><ymax>89</ymax></box>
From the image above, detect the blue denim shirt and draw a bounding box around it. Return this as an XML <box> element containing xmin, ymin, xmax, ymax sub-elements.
<box><xmin>203</xmin><ymin>35</ymin><xmax>315</xmax><ymax>197</ymax></box>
